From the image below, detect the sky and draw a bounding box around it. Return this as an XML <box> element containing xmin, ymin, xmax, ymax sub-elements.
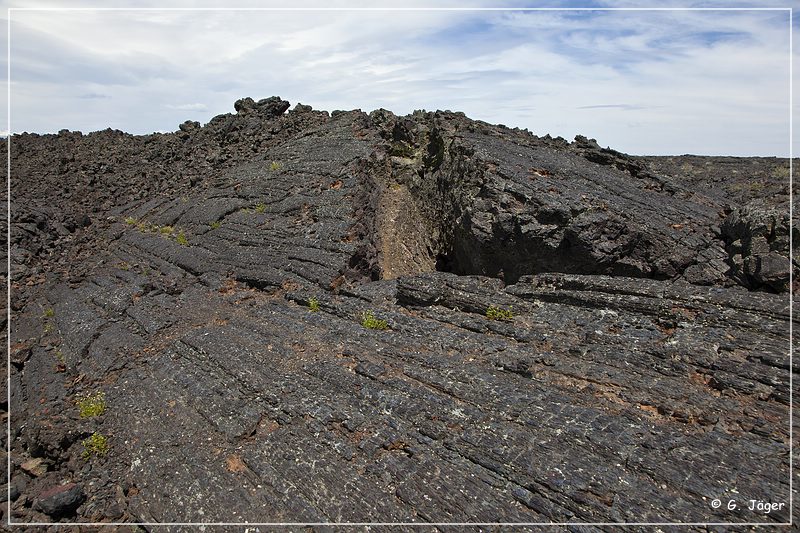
<box><xmin>0</xmin><ymin>1</ymin><xmax>797</xmax><ymax>156</ymax></box>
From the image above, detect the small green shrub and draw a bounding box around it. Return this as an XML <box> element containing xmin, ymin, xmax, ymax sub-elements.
<box><xmin>361</xmin><ymin>310</ymin><xmax>388</xmax><ymax>330</ymax></box>
<box><xmin>176</xmin><ymin>231</ymin><xmax>189</xmax><ymax>246</ymax></box>
<box><xmin>124</xmin><ymin>217</ymin><xmax>137</xmax><ymax>226</ymax></box>
<box><xmin>486</xmin><ymin>305</ymin><xmax>514</xmax><ymax>321</ymax></box>
<box><xmin>210</xmin><ymin>220</ymin><xmax>222</xmax><ymax>230</ymax></box>
<box><xmin>43</xmin><ymin>322</ymin><xmax>54</xmax><ymax>334</ymax></box>
<box><xmin>270</xmin><ymin>161</ymin><xmax>282</xmax><ymax>171</ymax></box>
<box><xmin>771</xmin><ymin>166</ymin><xmax>790</xmax><ymax>179</ymax></box>
<box><xmin>308</xmin><ymin>297</ymin><xmax>320</xmax><ymax>312</ymax></box>
<box><xmin>254</xmin><ymin>203</ymin><xmax>267</xmax><ymax>214</ymax></box>
<box><xmin>82</xmin><ymin>432</ymin><xmax>109</xmax><ymax>459</ymax></box>
<box><xmin>76</xmin><ymin>391</ymin><xmax>106</xmax><ymax>418</ymax></box>
<box><xmin>159</xmin><ymin>225</ymin><xmax>174</xmax><ymax>236</ymax></box>
<box><xmin>43</xmin><ymin>308</ymin><xmax>55</xmax><ymax>318</ymax></box>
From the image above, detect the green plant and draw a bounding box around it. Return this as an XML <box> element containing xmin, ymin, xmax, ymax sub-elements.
<box><xmin>176</xmin><ymin>231</ymin><xmax>189</xmax><ymax>246</ymax></box>
<box><xmin>486</xmin><ymin>305</ymin><xmax>514</xmax><ymax>321</ymax></box>
<box><xmin>54</xmin><ymin>349</ymin><xmax>65</xmax><ymax>363</ymax></box>
<box><xmin>210</xmin><ymin>220</ymin><xmax>221</xmax><ymax>230</ymax></box>
<box><xmin>270</xmin><ymin>160</ymin><xmax>282</xmax><ymax>171</ymax></box>
<box><xmin>124</xmin><ymin>217</ymin><xmax>137</xmax><ymax>226</ymax></box>
<box><xmin>308</xmin><ymin>297</ymin><xmax>320</xmax><ymax>312</ymax></box>
<box><xmin>771</xmin><ymin>165</ymin><xmax>790</xmax><ymax>179</ymax></box>
<box><xmin>43</xmin><ymin>322</ymin><xmax>54</xmax><ymax>334</ymax></box>
<box><xmin>361</xmin><ymin>310</ymin><xmax>387</xmax><ymax>330</ymax></box>
<box><xmin>159</xmin><ymin>225</ymin><xmax>174</xmax><ymax>236</ymax></box>
<box><xmin>76</xmin><ymin>391</ymin><xmax>106</xmax><ymax>418</ymax></box>
<box><xmin>389</xmin><ymin>141</ymin><xmax>415</xmax><ymax>158</ymax></box>
<box><xmin>82</xmin><ymin>432</ymin><xmax>109</xmax><ymax>459</ymax></box>
<box><xmin>254</xmin><ymin>203</ymin><xmax>267</xmax><ymax>214</ymax></box>
<box><xmin>43</xmin><ymin>307</ymin><xmax>55</xmax><ymax>318</ymax></box>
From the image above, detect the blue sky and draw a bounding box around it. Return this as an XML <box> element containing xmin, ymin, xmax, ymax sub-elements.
<box><xmin>0</xmin><ymin>1</ymin><xmax>796</xmax><ymax>156</ymax></box>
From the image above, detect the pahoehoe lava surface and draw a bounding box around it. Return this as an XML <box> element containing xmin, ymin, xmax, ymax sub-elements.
<box><xmin>3</xmin><ymin>97</ymin><xmax>797</xmax><ymax>529</ymax></box>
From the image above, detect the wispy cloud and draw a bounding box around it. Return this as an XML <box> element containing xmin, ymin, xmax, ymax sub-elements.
<box><xmin>3</xmin><ymin>2</ymin><xmax>794</xmax><ymax>156</ymax></box>
<box><xmin>165</xmin><ymin>103</ymin><xmax>208</xmax><ymax>111</ymax></box>
<box><xmin>577</xmin><ymin>104</ymin><xmax>651</xmax><ymax>111</ymax></box>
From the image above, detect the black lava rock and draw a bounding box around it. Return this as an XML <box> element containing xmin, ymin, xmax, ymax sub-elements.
<box><xmin>33</xmin><ymin>483</ymin><xmax>85</xmax><ymax>517</ymax></box>
<box><xmin>5</xmin><ymin>96</ymin><xmax>794</xmax><ymax>525</ymax></box>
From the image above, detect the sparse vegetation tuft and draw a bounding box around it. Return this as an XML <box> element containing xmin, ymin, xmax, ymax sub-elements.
<box><xmin>389</xmin><ymin>141</ymin><xmax>415</xmax><ymax>158</ymax></box>
<box><xmin>308</xmin><ymin>297</ymin><xmax>320</xmax><ymax>312</ymax></box>
<box><xmin>270</xmin><ymin>161</ymin><xmax>283</xmax><ymax>171</ymax></box>
<box><xmin>771</xmin><ymin>166</ymin><xmax>790</xmax><ymax>179</ymax></box>
<box><xmin>82</xmin><ymin>432</ymin><xmax>109</xmax><ymax>459</ymax></box>
<box><xmin>124</xmin><ymin>217</ymin><xmax>137</xmax><ymax>226</ymax></box>
<box><xmin>361</xmin><ymin>310</ymin><xmax>388</xmax><ymax>330</ymax></box>
<box><xmin>129</xmin><ymin>221</ymin><xmax>190</xmax><ymax>244</ymax></box>
<box><xmin>254</xmin><ymin>203</ymin><xmax>267</xmax><ymax>214</ymax></box>
<box><xmin>210</xmin><ymin>220</ymin><xmax>222</xmax><ymax>230</ymax></box>
<box><xmin>76</xmin><ymin>391</ymin><xmax>106</xmax><ymax>418</ymax></box>
<box><xmin>486</xmin><ymin>305</ymin><xmax>514</xmax><ymax>321</ymax></box>
<box><xmin>43</xmin><ymin>307</ymin><xmax>55</xmax><ymax>318</ymax></box>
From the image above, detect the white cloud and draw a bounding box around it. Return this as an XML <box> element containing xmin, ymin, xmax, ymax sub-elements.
<box><xmin>2</xmin><ymin>2</ymin><xmax>795</xmax><ymax>155</ymax></box>
<box><xmin>165</xmin><ymin>103</ymin><xmax>208</xmax><ymax>111</ymax></box>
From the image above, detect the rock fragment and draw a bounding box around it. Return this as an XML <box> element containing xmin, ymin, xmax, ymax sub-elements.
<box><xmin>33</xmin><ymin>483</ymin><xmax>85</xmax><ymax>517</ymax></box>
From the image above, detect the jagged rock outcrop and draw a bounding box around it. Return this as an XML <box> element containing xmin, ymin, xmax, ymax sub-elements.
<box><xmin>4</xmin><ymin>97</ymin><xmax>795</xmax><ymax>528</ymax></box>
<box><xmin>721</xmin><ymin>202</ymin><xmax>792</xmax><ymax>292</ymax></box>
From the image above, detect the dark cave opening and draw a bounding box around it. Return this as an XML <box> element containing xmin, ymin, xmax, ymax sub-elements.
<box><xmin>430</xmin><ymin>224</ymin><xmax>588</xmax><ymax>286</ymax></box>
<box><xmin>434</xmin><ymin>253</ymin><xmax>456</xmax><ymax>274</ymax></box>
<box><xmin>434</xmin><ymin>246</ymin><xmax>515</xmax><ymax>284</ymax></box>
